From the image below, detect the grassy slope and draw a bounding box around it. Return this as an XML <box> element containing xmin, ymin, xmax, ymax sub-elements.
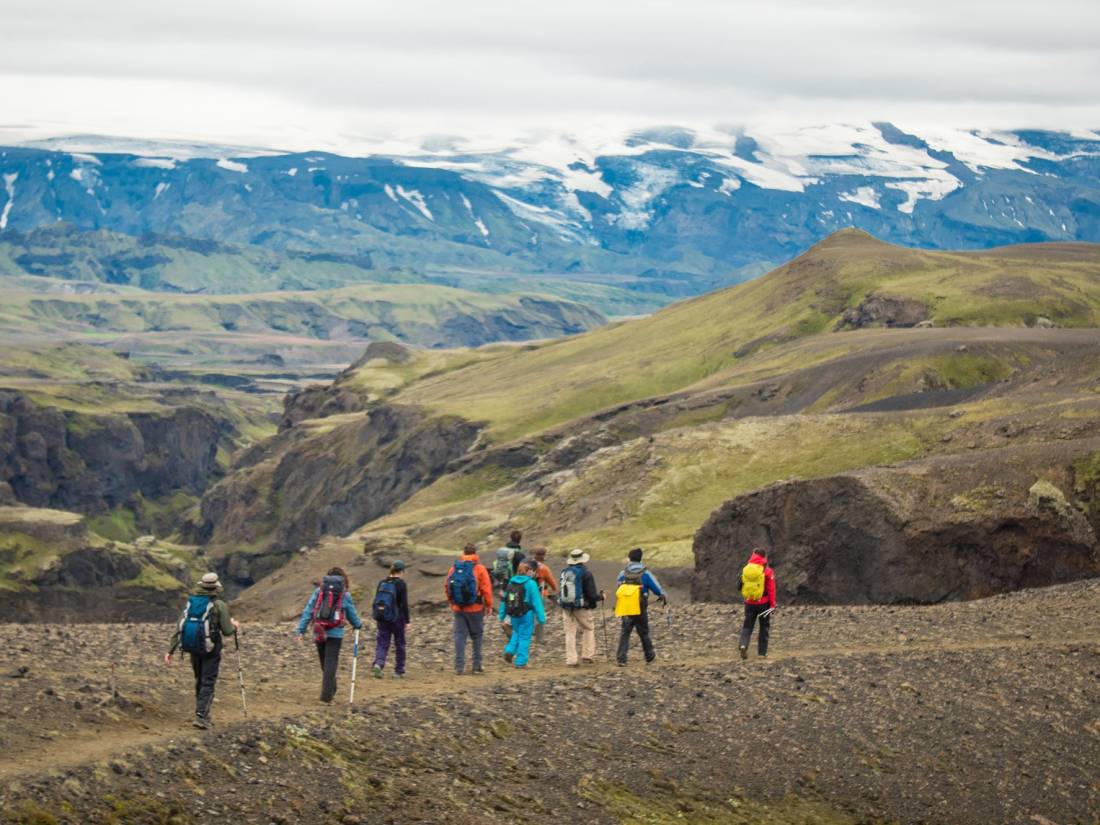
<box><xmin>394</xmin><ymin>230</ymin><xmax>1100</xmax><ymax>441</ymax></box>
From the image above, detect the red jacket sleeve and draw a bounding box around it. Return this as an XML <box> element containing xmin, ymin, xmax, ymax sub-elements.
<box><xmin>765</xmin><ymin>567</ymin><xmax>777</xmax><ymax>608</ymax></box>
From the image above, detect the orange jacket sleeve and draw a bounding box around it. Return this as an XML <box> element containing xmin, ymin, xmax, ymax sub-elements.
<box><xmin>537</xmin><ymin>565</ymin><xmax>557</xmax><ymax>593</ymax></box>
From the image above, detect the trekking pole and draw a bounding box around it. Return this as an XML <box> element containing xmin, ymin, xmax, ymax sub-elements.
<box><xmin>666</xmin><ymin>603</ymin><xmax>673</xmax><ymax>635</ymax></box>
<box><xmin>759</xmin><ymin>608</ymin><xmax>775</xmax><ymax>620</ymax></box>
<box><xmin>233</xmin><ymin>633</ymin><xmax>248</xmax><ymax>717</ymax></box>
<box><xmin>348</xmin><ymin>627</ymin><xmax>360</xmax><ymax>704</ymax></box>
<box><xmin>599</xmin><ymin>603</ymin><xmax>610</xmax><ymax>662</ymax></box>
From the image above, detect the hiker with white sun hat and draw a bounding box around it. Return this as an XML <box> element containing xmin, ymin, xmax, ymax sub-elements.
<box><xmin>558</xmin><ymin>548</ymin><xmax>605</xmax><ymax>666</ymax></box>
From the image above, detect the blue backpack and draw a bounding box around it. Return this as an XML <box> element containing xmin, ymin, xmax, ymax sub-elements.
<box><xmin>373</xmin><ymin>579</ymin><xmax>400</xmax><ymax>623</ymax></box>
<box><xmin>448</xmin><ymin>560</ymin><xmax>479</xmax><ymax>607</ymax></box>
<box><xmin>179</xmin><ymin>594</ymin><xmax>215</xmax><ymax>654</ymax></box>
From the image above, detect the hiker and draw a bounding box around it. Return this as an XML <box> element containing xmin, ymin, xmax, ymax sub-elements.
<box><xmin>164</xmin><ymin>572</ymin><xmax>240</xmax><ymax>729</ymax></box>
<box><xmin>372</xmin><ymin>560</ymin><xmax>411</xmax><ymax>679</ymax></box>
<box><xmin>492</xmin><ymin>530</ymin><xmax>526</xmax><ymax>642</ymax></box>
<box><xmin>445</xmin><ymin>543</ymin><xmax>494</xmax><ymax>675</ymax></box>
<box><xmin>738</xmin><ymin>548</ymin><xmax>777</xmax><ymax>659</ymax></box>
<box><xmin>558</xmin><ymin>548</ymin><xmax>605</xmax><ymax>666</ymax></box>
<box><xmin>295</xmin><ymin>567</ymin><xmax>363</xmax><ymax>702</ymax></box>
<box><xmin>614</xmin><ymin>547</ymin><xmax>667</xmax><ymax>667</ymax></box>
<box><xmin>529</xmin><ymin>546</ymin><xmax>558</xmax><ymax>645</ymax></box>
<box><xmin>498</xmin><ymin>561</ymin><xmax>547</xmax><ymax>667</ymax></box>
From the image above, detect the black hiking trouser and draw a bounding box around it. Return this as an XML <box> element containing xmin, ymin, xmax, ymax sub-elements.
<box><xmin>189</xmin><ymin>638</ymin><xmax>222</xmax><ymax>720</ymax></box>
<box><xmin>315</xmin><ymin>636</ymin><xmax>344</xmax><ymax>702</ymax></box>
<box><xmin>739</xmin><ymin>603</ymin><xmax>771</xmax><ymax>655</ymax></box>
<box><xmin>617</xmin><ymin>600</ymin><xmax>655</xmax><ymax>664</ymax></box>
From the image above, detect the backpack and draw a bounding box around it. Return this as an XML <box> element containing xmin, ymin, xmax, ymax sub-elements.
<box><xmin>504</xmin><ymin>579</ymin><xmax>530</xmax><ymax>618</ymax></box>
<box><xmin>372</xmin><ymin>578</ymin><xmax>400</xmax><ymax>623</ymax></box>
<box><xmin>313</xmin><ymin>575</ymin><xmax>345</xmax><ymax>629</ymax></box>
<box><xmin>448</xmin><ymin>559</ymin><xmax>480</xmax><ymax>607</ymax></box>
<box><xmin>558</xmin><ymin>564</ymin><xmax>585</xmax><ymax>609</ymax></box>
<box><xmin>740</xmin><ymin>561</ymin><xmax>765</xmax><ymax>602</ymax></box>
<box><xmin>614</xmin><ymin>562</ymin><xmax>646</xmax><ymax>617</ymax></box>
<box><xmin>492</xmin><ymin>548</ymin><xmax>515</xmax><ymax>589</ymax></box>
<box><xmin>179</xmin><ymin>594</ymin><xmax>216</xmax><ymax>654</ymax></box>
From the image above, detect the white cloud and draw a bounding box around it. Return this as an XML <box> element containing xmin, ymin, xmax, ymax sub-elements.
<box><xmin>0</xmin><ymin>0</ymin><xmax>1097</xmax><ymax>148</ymax></box>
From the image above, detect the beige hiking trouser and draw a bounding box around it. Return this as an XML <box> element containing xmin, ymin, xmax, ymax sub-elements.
<box><xmin>562</xmin><ymin>607</ymin><xmax>596</xmax><ymax>664</ymax></box>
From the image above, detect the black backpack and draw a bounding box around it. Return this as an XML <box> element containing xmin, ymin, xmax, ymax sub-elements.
<box><xmin>504</xmin><ymin>579</ymin><xmax>530</xmax><ymax>618</ymax></box>
<box><xmin>372</xmin><ymin>579</ymin><xmax>400</xmax><ymax>623</ymax></box>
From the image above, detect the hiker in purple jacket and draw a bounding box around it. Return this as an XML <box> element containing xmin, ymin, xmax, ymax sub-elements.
<box><xmin>372</xmin><ymin>560</ymin><xmax>411</xmax><ymax>678</ymax></box>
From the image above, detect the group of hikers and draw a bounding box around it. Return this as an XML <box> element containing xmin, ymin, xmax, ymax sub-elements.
<box><xmin>166</xmin><ymin>532</ymin><xmax>778</xmax><ymax>730</ymax></box>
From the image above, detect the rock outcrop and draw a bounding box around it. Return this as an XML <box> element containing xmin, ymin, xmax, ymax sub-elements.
<box><xmin>195</xmin><ymin>404</ymin><xmax>479</xmax><ymax>587</ymax></box>
<box><xmin>692</xmin><ymin>441</ymin><xmax>1100</xmax><ymax>604</ymax></box>
<box><xmin>0</xmin><ymin>392</ymin><xmax>224</xmax><ymax>513</ymax></box>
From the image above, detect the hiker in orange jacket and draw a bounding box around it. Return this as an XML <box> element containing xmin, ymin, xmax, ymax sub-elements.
<box><xmin>529</xmin><ymin>546</ymin><xmax>558</xmax><ymax>645</ymax></box>
<box><xmin>445</xmin><ymin>543</ymin><xmax>494</xmax><ymax>674</ymax></box>
<box><xmin>738</xmin><ymin>548</ymin><xmax>776</xmax><ymax>660</ymax></box>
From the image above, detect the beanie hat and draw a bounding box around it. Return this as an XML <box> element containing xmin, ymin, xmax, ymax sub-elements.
<box><xmin>628</xmin><ymin>547</ymin><xmax>643</xmax><ymax>563</ymax></box>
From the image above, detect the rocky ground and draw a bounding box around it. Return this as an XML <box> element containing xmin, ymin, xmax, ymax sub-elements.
<box><xmin>1</xmin><ymin>579</ymin><xmax>1098</xmax><ymax>824</ymax></box>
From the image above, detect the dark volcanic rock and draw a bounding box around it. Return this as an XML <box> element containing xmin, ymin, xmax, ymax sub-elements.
<box><xmin>0</xmin><ymin>392</ymin><xmax>223</xmax><ymax>513</ymax></box>
<box><xmin>692</xmin><ymin>441</ymin><xmax>1100</xmax><ymax>604</ymax></box>
<box><xmin>837</xmin><ymin>294</ymin><xmax>929</xmax><ymax>330</ymax></box>
<box><xmin>197</xmin><ymin>404</ymin><xmax>479</xmax><ymax>587</ymax></box>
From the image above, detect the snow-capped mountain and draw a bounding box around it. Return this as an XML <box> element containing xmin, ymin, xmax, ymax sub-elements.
<box><xmin>2</xmin><ymin>122</ymin><xmax>1099</xmax><ymax>295</ymax></box>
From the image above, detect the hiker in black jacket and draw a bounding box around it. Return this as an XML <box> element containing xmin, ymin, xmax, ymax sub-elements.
<box><xmin>372</xmin><ymin>560</ymin><xmax>411</xmax><ymax>678</ymax></box>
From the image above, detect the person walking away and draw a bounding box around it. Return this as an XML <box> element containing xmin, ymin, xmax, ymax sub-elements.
<box><xmin>529</xmin><ymin>547</ymin><xmax>558</xmax><ymax>646</ymax></box>
<box><xmin>296</xmin><ymin>567</ymin><xmax>363</xmax><ymax>702</ymax></box>
<box><xmin>614</xmin><ymin>547</ymin><xmax>667</xmax><ymax>666</ymax></box>
<box><xmin>738</xmin><ymin>548</ymin><xmax>777</xmax><ymax>659</ymax></box>
<box><xmin>372</xmin><ymin>560</ymin><xmax>411</xmax><ymax>679</ymax></box>
<box><xmin>446</xmin><ymin>543</ymin><xmax>494</xmax><ymax>675</ymax></box>
<box><xmin>558</xmin><ymin>548</ymin><xmax>605</xmax><ymax>666</ymax></box>
<box><xmin>498</xmin><ymin>562</ymin><xmax>546</xmax><ymax>667</ymax></box>
<box><xmin>165</xmin><ymin>572</ymin><xmax>240</xmax><ymax>729</ymax></box>
<box><xmin>492</xmin><ymin>530</ymin><xmax>526</xmax><ymax>643</ymax></box>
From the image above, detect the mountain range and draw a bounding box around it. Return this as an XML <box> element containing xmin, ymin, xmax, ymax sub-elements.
<box><xmin>3</xmin><ymin>123</ymin><xmax>1100</xmax><ymax>304</ymax></box>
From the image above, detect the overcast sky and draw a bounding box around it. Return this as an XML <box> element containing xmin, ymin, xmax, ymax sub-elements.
<box><xmin>3</xmin><ymin>0</ymin><xmax>1099</xmax><ymax>151</ymax></box>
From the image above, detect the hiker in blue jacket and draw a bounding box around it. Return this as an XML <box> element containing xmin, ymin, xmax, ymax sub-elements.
<box><xmin>615</xmin><ymin>548</ymin><xmax>666</xmax><ymax>666</ymax></box>
<box><xmin>296</xmin><ymin>566</ymin><xmax>363</xmax><ymax>703</ymax></box>
<box><xmin>498</xmin><ymin>562</ymin><xmax>546</xmax><ymax>668</ymax></box>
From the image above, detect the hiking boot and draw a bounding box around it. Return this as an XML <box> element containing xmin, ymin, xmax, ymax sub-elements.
<box><xmin>504</xmin><ymin>652</ymin><xmax>514</xmax><ymax>664</ymax></box>
<box><xmin>372</xmin><ymin>666</ymin><xmax>383</xmax><ymax>679</ymax></box>
<box><xmin>739</xmin><ymin>645</ymin><xmax>748</xmax><ymax>660</ymax></box>
<box><xmin>582</xmin><ymin>657</ymin><xmax>595</xmax><ymax>665</ymax></box>
<box><xmin>471</xmin><ymin>667</ymin><xmax>485</xmax><ymax>675</ymax></box>
<box><xmin>393</xmin><ymin>672</ymin><xmax>405</xmax><ymax>679</ymax></box>
<box><xmin>455</xmin><ymin>668</ymin><xmax>466</xmax><ymax>676</ymax></box>
<box><xmin>617</xmin><ymin>661</ymin><xmax>627</xmax><ymax>667</ymax></box>
<box><xmin>192</xmin><ymin>716</ymin><xmax>210</xmax><ymax>730</ymax></box>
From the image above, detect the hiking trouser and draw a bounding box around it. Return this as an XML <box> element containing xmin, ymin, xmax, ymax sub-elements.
<box><xmin>189</xmin><ymin>638</ymin><xmax>222</xmax><ymax>720</ymax></box>
<box><xmin>373</xmin><ymin>620</ymin><xmax>407</xmax><ymax>674</ymax></box>
<box><xmin>314</xmin><ymin>636</ymin><xmax>343</xmax><ymax>701</ymax></box>
<box><xmin>617</xmin><ymin>604</ymin><xmax>654</xmax><ymax>664</ymax></box>
<box><xmin>562</xmin><ymin>608</ymin><xmax>596</xmax><ymax>665</ymax></box>
<box><xmin>503</xmin><ymin>612</ymin><xmax>537</xmax><ymax>667</ymax></box>
<box><xmin>739</xmin><ymin>603</ymin><xmax>771</xmax><ymax>655</ymax></box>
<box><xmin>453</xmin><ymin>611</ymin><xmax>485</xmax><ymax>672</ymax></box>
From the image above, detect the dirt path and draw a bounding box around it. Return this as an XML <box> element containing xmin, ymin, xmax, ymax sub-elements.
<box><xmin>4</xmin><ymin>630</ymin><xmax>1093</xmax><ymax>782</ymax></box>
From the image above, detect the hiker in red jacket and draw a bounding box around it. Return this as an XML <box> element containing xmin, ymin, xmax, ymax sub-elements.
<box><xmin>738</xmin><ymin>549</ymin><xmax>776</xmax><ymax>660</ymax></box>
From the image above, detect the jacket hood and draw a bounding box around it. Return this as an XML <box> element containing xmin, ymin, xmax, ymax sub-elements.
<box><xmin>747</xmin><ymin>551</ymin><xmax>769</xmax><ymax>566</ymax></box>
<box><xmin>510</xmin><ymin>574</ymin><xmax>533</xmax><ymax>583</ymax></box>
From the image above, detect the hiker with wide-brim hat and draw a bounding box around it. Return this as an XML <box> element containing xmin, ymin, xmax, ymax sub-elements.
<box><xmin>165</xmin><ymin>572</ymin><xmax>240</xmax><ymax>729</ymax></box>
<box><xmin>558</xmin><ymin>548</ymin><xmax>605</xmax><ymax>666</ymax></box>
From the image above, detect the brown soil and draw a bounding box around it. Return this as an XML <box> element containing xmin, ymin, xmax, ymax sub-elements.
<box><xmin>1</xmin><ymin>579</ymin><xmax>1098</xmax><ymax>824</ymax></box>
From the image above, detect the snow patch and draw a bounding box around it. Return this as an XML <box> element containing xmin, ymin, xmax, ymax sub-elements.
<box><xmin>395</xmin><ymin>186</ymin><xmax>433</xmax><ymax>220</ymax></box>
<box><xmin>216</xmin><ymin>159</ymin><xmax>249</xmax><ymax>174</ymax></box>
<box><xmin>1</xmin><ymin>172</ymin><xmax>17</xmax><ymax>229</ymax></box>
<box><xmin>613</xmin><ymin>162</ymin><xmax>679</xmax><ymax>230</ymax></box>
<box><xmin>286</xmin><ymin>167</ymin><xmax>298</xmax><ymax>177</ymax></box>
<box><xmin>70</xmin><ymin>168</ymin><xmax>84</xmax><ymax>182</ymax></box>
<box><xmin>838</xmin><ymin>186</ymin><xmax>881</xmax><ymax>209</ymax></box>
<box><xmin>384</xmin><ymin>184</ymin><xmax>398</xmax><ymax>203</ymax></box>
<box><xmin>718</xmin><ymin>177</ymin><xmax>741</xmax><ymax>196</ymax></box>
<box><xmin>69</xmin><ymin>152</ymin><xmax>101</xmax><ymax>166</ymax></box>
<box><xmin>154</xmin><ymin>182</ymin><xmax>170</xmax><ymax>199</ymax></box>
<box><xmin>885</xmin><ymin>178</ymin><xmax>958</xmax><ymax>214</ymax></box>
<box><xmin>474</xmin><ymin>217</ymin><xmax>489</xmax><ymax>237</ymax></box>
<box><xmin>134</xmin><ymin>157</ymin><xmax>176</xmax><ymax>170</ymax></box>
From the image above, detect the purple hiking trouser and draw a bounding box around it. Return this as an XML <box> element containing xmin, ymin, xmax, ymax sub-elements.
<box><xmin>373</xmin><ymin>619</ymin><xmax>406</xmax><ymax>674</ymax></box>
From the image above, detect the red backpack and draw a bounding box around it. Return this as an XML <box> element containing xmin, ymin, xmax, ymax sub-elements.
<box><xmin>311</xmin><ymin>575</ymin><xmax>345</xmax><ymax>639</ymax></box>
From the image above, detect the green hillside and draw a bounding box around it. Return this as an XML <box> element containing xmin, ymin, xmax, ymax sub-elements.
<box><xmin>392</xmin><ymin>230</ymin><xmax>1100</xmax><ymax>440</ymax></box>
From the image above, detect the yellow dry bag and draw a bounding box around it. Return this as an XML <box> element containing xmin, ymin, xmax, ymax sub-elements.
<box><xmin>740</xmin><ymin>562</ymin><xmax>765</xmax><ymax>601</ymax></box>
<box><xmin>614</xmin><ymin>583</ymin><xmax>642</xmax><ymax>617</ymax></box>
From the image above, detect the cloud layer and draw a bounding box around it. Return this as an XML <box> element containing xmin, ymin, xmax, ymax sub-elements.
<box><xmin>3</xmin><ymin>0</ymin><xmax>1099</xmax><ymax>148</ymax></box>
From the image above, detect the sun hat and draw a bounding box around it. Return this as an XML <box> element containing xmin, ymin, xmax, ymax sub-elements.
<box><xmin>199</xmin><ymin>572</ymin><xmax>222</xmax><ymax>591</ymax></box>
<box><xmin>567</xmin><ymin>548</ymin><xmax>590</xmax><ymax>565</ymax></box>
